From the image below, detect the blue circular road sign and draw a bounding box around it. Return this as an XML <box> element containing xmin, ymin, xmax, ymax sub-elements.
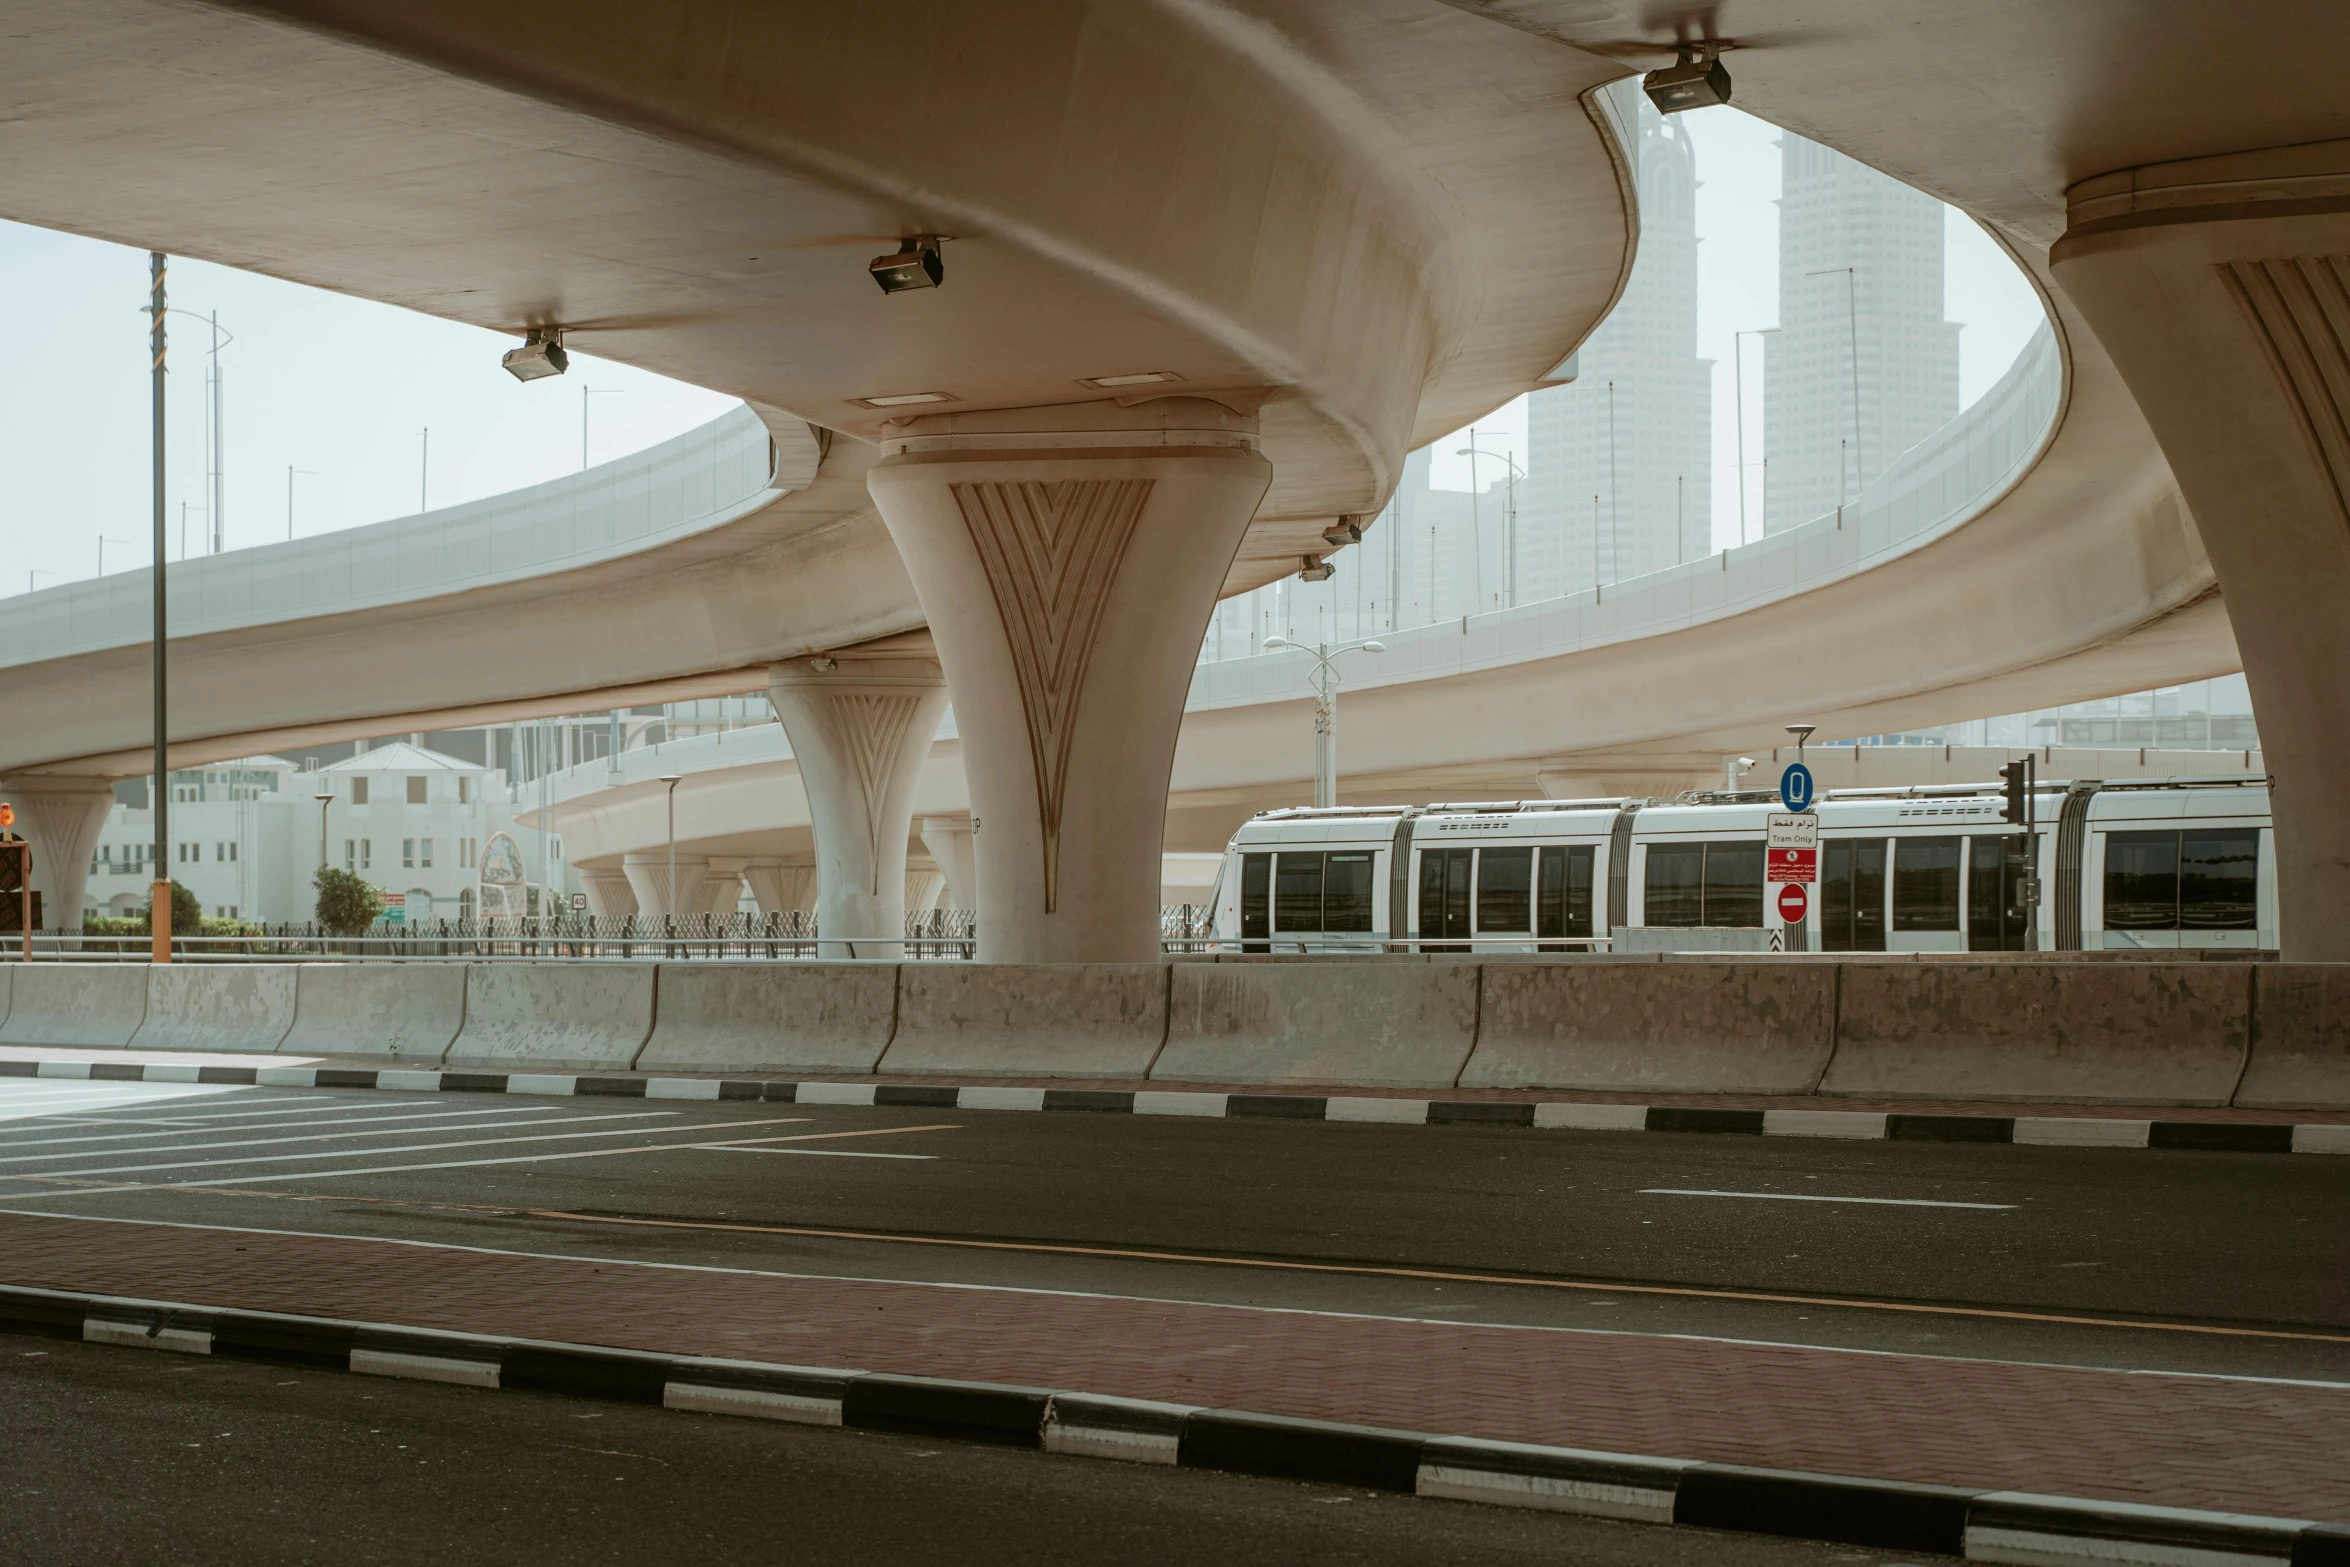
<box><xmin>1780</xmin><ymin>762</ymin><xmax>1815</xmax><ymax>812</ymax></box>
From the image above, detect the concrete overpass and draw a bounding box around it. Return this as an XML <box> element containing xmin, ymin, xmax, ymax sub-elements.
<box><xmin>0</xmin><ymin>1</ymin><xmax>2333</xmax><ymax>958</ymax></box>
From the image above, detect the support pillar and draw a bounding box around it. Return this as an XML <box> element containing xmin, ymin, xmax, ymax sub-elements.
<box><xmin>905</xmin><ymin>864</ymin><xmax>945</xmax><ymax>915</ymax></box>
<box><xmin>1</xmin><ymin>776</ymin><xmax>115</xmax><ymax>935</ymax></box>
<box><xmin>742</xmin><ymin>859</ymin><xmax>817</xmax><ymax>916</ymax></box>
<box><xmin>867</xmin><ymin>398</ymin><xmax>1271</xmax><ymax>961</ymax></box>
<box><xmin>622</xmin><ymin>851</ymin><xmax>708</xmax><ymax>918</ymax></box>
<box><xmin>918</xmin><ymin>816</ymin><xmax>977</xmax><ymax>912</ymax></box>
<box><xmin>579</xmin><ymin>866</ymin><xmax>637</xmax><ymax>919</ymax></box>
<box><xmin>767</xmin><ymin>655</ymin><xmax>949</xmax><ymax>959</ymax></box>
<box><xmin>2052</xmin><ymin>141</ymin><xmax>2350</xmax><ymax>960</ymax></box>
<box><xmin>700</xmin><ymin>860</ymin><xmax>747</xmax><ymax>917</ymax></box>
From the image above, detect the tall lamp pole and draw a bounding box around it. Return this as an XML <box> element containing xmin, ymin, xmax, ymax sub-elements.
<box><xmin>1456</xmin><ymin>445</ymin><xmax>1523</xmax><ymax>607</ymax></box>
<box><xmin>148</xmin><ymin>253</ymin><xmax>172</xmax><ymax>964</ymax></box>
<box><xmin>1263</xmin><ymin>635</ymin><xmax>1385</xmax><ymax>809</ymax></box>
<box><xmin>659</xmin><ymin>774</ymin><xmax>683</xmax><ymax>933</ymax></box>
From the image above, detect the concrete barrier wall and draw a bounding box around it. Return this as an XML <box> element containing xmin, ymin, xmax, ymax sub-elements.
<box><xmin>1821</xmin><ymin>962</ymin><xmax>2251</xmax><ymax>1105</ymax></box>
<box><xmin>881</xmin><ymin>964</ymin><xmax>1168</xmax><ymax>1079</ymax></box>
<box><xmin>280</xmin><ymin>964</ymin><xmax>468</xmax><ymax>1062</ymax></box>
<box><xmin>641</xmin><ymin>964</ymin><xmax>899</xmax><ymax>1075</ymax></box>
<box><xmin>2235</xmin><ymin>965</ymin><xmax>2350</xmax><ymax>1110</ymax></box>
<box><xmin>1156</xmin><ymin>962</ymin><xmax>1478</xmax><ymax>1087</ymax></box>
<box><xmin>445</xmin><ymin>963</ymin><xmax>657</xmax><ymax>1071</ymax></box>
<box><xmin>126</xmin><ymin>964</ymin><xmax>298</xmax><ymax>1053</ymax></box>
<box><xmin>0</xmin><ymin>965</ymin><xmax>150</xmax><ymax>1048</ymax></box>
<box><xmin>1462</xmin><ymin>962</ymin><xmax>1835</xmax><ymax>1095</ymax></box>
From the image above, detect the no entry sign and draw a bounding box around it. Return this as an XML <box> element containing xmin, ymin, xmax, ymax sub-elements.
<box><xmin>1767</xmin><ymin>846</ymin><xmax>1817</xmax><ymax>883</ymax></box>
<box><xmin>1777</xmin><ymin>881</ymin><xmax>1809</xmax><ymax>924</ymax></box>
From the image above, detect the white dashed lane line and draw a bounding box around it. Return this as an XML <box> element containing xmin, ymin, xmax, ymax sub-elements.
<box><xmin>1639</xmin><ymin>1188</ymin><xmax>2018</xmax><ymax>1211</ymax></box>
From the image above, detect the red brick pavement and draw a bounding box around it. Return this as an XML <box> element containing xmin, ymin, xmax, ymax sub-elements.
<box><xmin>0</xmin><ymin>1212</ymin><xmax>2343</xmax><ymax>1520</ymax></box>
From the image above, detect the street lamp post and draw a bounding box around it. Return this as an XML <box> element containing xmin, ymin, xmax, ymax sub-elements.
<box><xmin>1455</xmin><ymin>445</ymin><xmax>1524</xmax><ymax>607</ymax></box>
<box><xmin>148</xmin><ymin>252</ymin><xmax>171</xmax><ymax>965</ymax></box>
<box><xmin>1264</xmin><ymin>635</ymin><xmax>1386</xmax><ymax>809</ymax></box>
<box><xmin>659</xmin><ymin>774</ymin><xmax>683</xmax><ymax>940</ymax></box>
<box><xmin>315</xmin><ymin>791</ymin><xmax>334</xmax><ymax>870</ymax></box>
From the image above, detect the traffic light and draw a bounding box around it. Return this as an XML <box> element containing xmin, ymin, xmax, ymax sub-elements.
<box><xmin>2001</xmin><ymin>760</ymin><xmax>2028</xmax><ymax>826</ymax></box>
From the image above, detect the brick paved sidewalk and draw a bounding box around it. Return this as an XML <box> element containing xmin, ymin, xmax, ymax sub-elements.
<box><xmin>1</xmin><ymin>1211</ymin><xmax>2342</xmax><ymax>1521</ymax></box>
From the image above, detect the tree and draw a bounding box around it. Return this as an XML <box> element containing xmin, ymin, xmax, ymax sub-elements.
<box><xmin>140</xmin><ymin>879</ymin><xmax>201</xmax><ymax>936</ymax></box>
<box><xmin>314</xmin><ymin>866</ymin><xmax>384</xmax><ymax>936</ymax></box>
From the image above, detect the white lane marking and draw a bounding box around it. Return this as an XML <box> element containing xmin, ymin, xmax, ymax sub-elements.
<box><xmin>0</xmin><ymin>1108</ymin><xmax>671</xmax><ymax>1169</ymax></box>
<box><xmin>0</xmin><ymin>1103</ymin><xmax>575</xmax><ymax>1154</ymax></box>
<box><xmin>0</xmin><ymin>1083</ymin><xmax>249</xmax><ymax>1123</ymax></box>
<box><xmin>3</xmin><ymin>1121</ymin><xmax>938</xmax><ymax>1195</ymax></box>
<box><xmin>17</xmin><ymin>1205</ymin><xmax>2339</xmax><ymax>1392</ymax></box>
<box><xmin>694</xmin><ymin>1146</ymin><xmax>938</xmax><ymax>1161</ymax></box>
<box><xmin>1640</xmin><ymin>1188</ymin><xmax>2017</xmax><ymax>1211</ymax></box>
<box><xmin>0</xmin><ymin>1095</ymin><xmax>430</xmax><ymax>1130</ymax></box>
<box><xmin>0</xmin><ymin>1112</ymin><xmax>730</xmax><ymax>1184</ymax></box>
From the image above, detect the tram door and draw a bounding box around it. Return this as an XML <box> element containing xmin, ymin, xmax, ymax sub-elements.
<box><xmin>1417</xmin><ymin>847</ymin><xmax>1472</xmax><ymax>951</ymax></box>
<box><xmin>1968</xmin><ymin>834</ymin><xmax>2038</xmax><ymax>951</ymax></box>
<box><xmin>1240</xmin><ymin>853</ymin><xmax>1271</xmax><ymax>952</ymax></box>
<box><xmin>1820</xmin><ymin>838</ymin><xmax>1887</xmax><ymax>952</ymax></box>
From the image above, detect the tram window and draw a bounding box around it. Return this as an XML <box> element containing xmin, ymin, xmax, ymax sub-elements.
<box><xmin>1274</xmin><ymin>852</ymin><xmax>1325</xmax><ymax>932</ymax></box>
<box><xmin>2179</xmin><ymin>829</ymin><xmax>2258</xmax><ymax>930</ymax></box>
<box><xmin>1418</xmin><ymin>847</ymin><xmax>1472</xmax><ymax>946</ymax></box>
<box><xmin>1538</xmin><ymin>845</ymin><xmax>1595</xmax><ymax>940</ymax></box>
<box><xmin>1703</xmin><ymin>842</ymin><xmax>1765</xmax><ymax>928</ymax></box>
<box><xmin>1240</xmin><ymin>853</ymin><xmax>1271</xmax><ymax>949</ymax></box>
<box><xmin>2103</xmin><ymin>832</ymin><xmax>2180</xmax><ymax>930</ymax></box>
<box><xmin>1644</xmin><ymin>843</ymin><xmax>1705</xmax><ymax>926</ymax></box>
<box><xmin>1325</xmin><ymin>852</ymin><xmax>1377</xmax><ymax>932</ymax></box>
<box><xmin>1820</xmin><ymin>838</ymin><xmax>1887</xmax><ymax>952</ymax></box>
<box><xmin>1477</xmin><ymin>847</ymin><xmax>1533</xmax><ymax>931</ymax></box>
<box><xmin>1893</xmin><ymin>837</ymin><xmax>1962</xmax><ymax>931</ymax></box>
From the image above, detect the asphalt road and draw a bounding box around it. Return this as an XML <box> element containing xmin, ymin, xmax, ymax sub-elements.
<box><xmin>0</xmin><ymin>1325</ymin><xmax>1957</xmax><ymax>1567</ymax></box>
<box><xmin>0</xmin><ymin>1077</ymin><xmax>2341</xmax><ymax>1381</ymax></box>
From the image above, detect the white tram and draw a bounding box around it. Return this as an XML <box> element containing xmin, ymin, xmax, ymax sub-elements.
<box><xmin>1209</xmin><ymin>778</ymin><xmax>2275</xmax><ymax>954</ymax></box>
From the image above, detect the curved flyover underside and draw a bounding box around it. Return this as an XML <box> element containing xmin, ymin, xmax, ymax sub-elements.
<box><xmin>0</xmin><ymin>0</ymin><xmax>2247</xmax><ymax>813</ymax></box>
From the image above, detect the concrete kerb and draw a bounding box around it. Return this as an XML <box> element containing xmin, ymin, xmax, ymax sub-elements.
<box><xmin>125</xmin><ymin>964</ymin><xmax>297</xmax><ymax>1053</ymax></box>
<box><xmin>1461</xmin><ymin>961</ymin><xmax>1836</xmax><ymax>1095</ymax></box>
<box><xmin>444</xmin><ymin>963</ymin><xmax>657</xmax><ymax>1072</ymax></box>
<box><xmin>640</xmin><ymin>963</ymin><xmax>899</xmax><ymax>1076</ymax></box>
<box><xmin>880</xmin><ymin>964</ymin><xmax>1170</xmax><ymax>1079</ymax></box>
<box><xmin>0</xmin><ymin>965</ymin><xmax>149</xmax><ymax>1048</ymax></box>
<box><xmin>1822</xmin><ymin>962</ymin><xmax>2253</xmax><ymax>1106</ymax></box>
<box><xmin>2235</xmin><ymin>964</ymin><xmax>2350</xmax><ymax>1110</ymax></box>
<box><xmin>280</xmin><ymin>964</ymin><xmax>468</xmax><ymax>1062</ymax></box>
<box><xmin>1156</xmin><ymin>962</ymin><xmax>1479</xmax><ymax>1088</ymax></box>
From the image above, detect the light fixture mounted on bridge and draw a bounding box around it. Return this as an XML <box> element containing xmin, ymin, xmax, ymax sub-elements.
<box><xmin>501</xmin><ymin>327</ymin><xmax>570</xmax><ymax>382</ymax></box>
<box><xmin>870</xmin><ymin>236</ymin><xmax>945</xmax><ymax>293</ymax></box>
<box><xmin>1297</xmin><ymin>555</ymin><xmax>1336</xmax><ymax>583</ymax></box>
<box><xmin>1643</xmin><ymin>44</ymin><xmax>1731</xmax><ymax>114</ymax></box>
<box><xmin>1321</xmin><ymin>518</ymin><xmax>1364</xmax><ymax>548</ymax></box>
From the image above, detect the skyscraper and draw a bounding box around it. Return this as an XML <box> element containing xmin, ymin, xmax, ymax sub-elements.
<box><xmin>1518</xmin><ymin>95</ymin><xmax>1712</xmax><ymax>598</ymax></box>
<box><xmin>1763</xmin><ymin>137</ymin><xmax>1960</xmax><ymax>534</ymax></box>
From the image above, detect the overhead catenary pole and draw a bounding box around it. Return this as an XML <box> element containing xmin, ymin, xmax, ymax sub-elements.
<box><xmin>149</xmin><ymin>253</ymin><xmax>171</xmax><ymax>963</ymax></box>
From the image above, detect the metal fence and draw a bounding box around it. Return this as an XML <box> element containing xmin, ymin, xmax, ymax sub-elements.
<box><xmin>15</xmin><ymin>906</ymin><xmax>1228</xmax><ymax>961</ymax></box>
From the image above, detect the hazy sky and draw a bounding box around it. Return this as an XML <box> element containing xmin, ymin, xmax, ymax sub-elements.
<box><xmin>0</xmin><ymin>103</ymin><xmax>2043</xmax><ymax>596</ymax></box>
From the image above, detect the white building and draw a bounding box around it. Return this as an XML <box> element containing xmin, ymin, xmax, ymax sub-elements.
<box><xmin>1764</xmin><ymin>135</ymin><xmax>1962</xmax><ymax>534</ymax></box>
<box><xmin>1519</xmin><ymin>95</ymin><xmax>1712</xmax><ymax>593</ymax></box>
<box><xmin>84</xmin><ymin>741</ymin><xmax>583</xmax><ymax>926</ymax></box>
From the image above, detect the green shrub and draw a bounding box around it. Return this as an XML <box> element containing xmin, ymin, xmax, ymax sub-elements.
<box><xmin>314</xmin><ymin>865</ymin><xmax>384</xmax><ymax>936</ymax></box>
<box><xmin>138</xmin><ymin>880</ymin><xmax>202</xmax><ymax>936</ymax></box>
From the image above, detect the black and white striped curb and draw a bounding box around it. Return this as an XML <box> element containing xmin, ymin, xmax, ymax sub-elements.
<box><xmin>6</xmin><ymin>1056</ymin><xmax>2346</xmax><ymax>1155</ymax></box>
<box><xmin>5</xmin><ymin>1281</ymin><xmax>2343</xmax><ymax>1565</ymax></box>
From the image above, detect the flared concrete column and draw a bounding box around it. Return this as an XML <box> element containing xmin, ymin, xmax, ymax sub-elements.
<box><xmin>905</xmin><ymin>864</ymin><xmax>945</xmax><ymax>915</ymax></box>
<box><xmin>867</xmin><ymin>398</ymin><xmax>1272</xmax><ymax>961</ymax></box>
<box><xmin>767</xmin><ymin>655</ymin><xmax>949</xmax><ymax>959</ymax></box>
<box><xmin>700</xmin><ymin>860</ymin><xmax>747</xmax><ymax>916</ymax></box>
<box><xmin>742</xmin><ymin>859</ymin><xmax>817</xmax><ymax>916</ymax></box>
<box><xmin>580</xmin><ymin>866</ymin><xmax>638</xmax><ymax>919</ymax></box>
<box><xmin>1</xmin><ymin>776</ymin><xmax>115</xmax><ymax>933</ymax></box>
<box><xmin>622</xmin><ymin>851</ymin><xmax>708</xmax><ymax>918</ymax></box>
<box><xmin>919</xmin><ymin>816</ymin><xmax>977</xmax><ymax>912</ymax></box>
<box><xmin>2052</xmin><ymin>141</ymin><xmax>2350</xmax><ymax>961</ymax></box>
